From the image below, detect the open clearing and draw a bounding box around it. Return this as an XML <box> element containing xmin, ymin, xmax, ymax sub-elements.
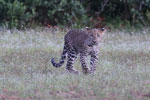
<box><xmin>0</xmin><ymin>28</ymin><xmax>150</xmax><ymax>100</ymax></box>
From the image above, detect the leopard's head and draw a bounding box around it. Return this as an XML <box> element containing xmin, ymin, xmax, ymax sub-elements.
<box><xmin>86</xmin><ymin>27</ymin><xmax>106</xmax><ymax>46</ymax></box>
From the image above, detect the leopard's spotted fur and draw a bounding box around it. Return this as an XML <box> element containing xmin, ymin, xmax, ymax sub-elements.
<box><xmin>51</xmin><ymin>27</ymin><xmax>106</xmax><ymax>74</ymax></box>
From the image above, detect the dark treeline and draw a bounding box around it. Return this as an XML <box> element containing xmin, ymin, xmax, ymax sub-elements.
<box><xmin>0</xmin><ymin>0</ymin><xmax>150</xmax><ymax>29</ymax></box>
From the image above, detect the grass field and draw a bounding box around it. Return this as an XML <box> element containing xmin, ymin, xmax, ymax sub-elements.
<box><xmin>0</xmin><ymin>28</ymin><xmax>150</xmax><ymax>100</ymax></box>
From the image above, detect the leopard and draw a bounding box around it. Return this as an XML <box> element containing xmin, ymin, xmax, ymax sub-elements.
<box><xmin>51</xmin><ymin>27</ymin><xmax>106</xmax><ymax>74</ymax></box>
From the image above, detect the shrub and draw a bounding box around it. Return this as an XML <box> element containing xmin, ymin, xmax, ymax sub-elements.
<box><xmin>0</xmin><ymin>0</ymin><xmax>89</xmax><ymax>28</ymax></box>
<box><xmin>0</xmin><ymin>0</ymin><xmax>150</xmax><ymax>29</ymax></box>
<box><xmin>0</xmin><ymin>0</ymin><xmax>35</xmax><ymax>28</ymax></box>
<box><xmin>33</xmin><ymin>0</ymin><xmax>88</xmax><ymax>27</ymax></box>
<box><xmin>82</xmin><ymin>0</ymin><xmax>150</xmax><ymax>28</ymax></box>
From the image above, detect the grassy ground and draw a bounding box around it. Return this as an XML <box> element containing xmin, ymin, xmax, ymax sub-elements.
<box><xmin>0</xmin><ymin>27</ymin><xmax>150</xmax><ymax>100</ymax></box>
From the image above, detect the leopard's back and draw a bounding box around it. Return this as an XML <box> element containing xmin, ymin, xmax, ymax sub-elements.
<box><xmin>64</xmin><ymin>29</ymin><xmax>94</xmax><ymax>53</ymax></box>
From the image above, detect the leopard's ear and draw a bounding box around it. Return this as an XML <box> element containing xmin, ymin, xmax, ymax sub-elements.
<box><xmin>85</xmin><ymin>27</ymin><xmax>90</xmax><ymax>30</ymax></box>
<box><xmin>100</xmin><ymin>27</ymin><xmax>105</xmax><ymax>31</ymax></box>
<box><xmin>97</xmin><ymin>27</ymin><xmax>106</xmax><ymax>36</ymax></box>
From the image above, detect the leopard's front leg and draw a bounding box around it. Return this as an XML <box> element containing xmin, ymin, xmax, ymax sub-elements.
<box><xmin>80</xmin><ymin>52</ymin><xmax>91</xmax><ymax>74</ymax></box>
<box><xmin>90</xmin><ymin>51</ymin><xmax>98</xmax><ymax>73</ymax></box>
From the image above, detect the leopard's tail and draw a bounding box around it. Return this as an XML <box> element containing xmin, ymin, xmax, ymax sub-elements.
<box><xmin>51</xmin><ymin>44</ymin><xmax>68</xmax><ymax>68</ymax></box>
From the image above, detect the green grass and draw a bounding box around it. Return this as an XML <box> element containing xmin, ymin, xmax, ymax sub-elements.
<box><xmin>0</xmin><ymin>28</ymin><xmax>150</xmax><ymax>100</ymax></box>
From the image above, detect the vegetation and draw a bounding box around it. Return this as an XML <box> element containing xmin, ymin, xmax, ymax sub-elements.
<box><xmin>0</xmin><ymin>28</ymin><xmax>150</xmax><ymax>100</ymax></box>
<box><xmin>0</xmin><ymin>0</ymin><xmax>150</xmax><ymax>29</ymax></box>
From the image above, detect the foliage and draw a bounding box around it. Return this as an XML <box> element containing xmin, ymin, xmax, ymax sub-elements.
<box><xmin>0</xmin><ymin>0</ymin><xmax>150</xmax><ymax>29</ymax></box>
<box><xmin>0</xmin><ymin>0</ymin><xmax>88</xmax><ymax>28</ymax></box>
<box><xmin>82</xmin><ymin>0</ymin><xmax>150</xmax><ymax>28</ymax></box>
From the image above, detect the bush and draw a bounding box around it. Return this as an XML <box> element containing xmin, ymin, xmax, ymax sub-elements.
<box><xmin>0</xmin><ymin>0</ymin><xmax>7</xmax><ymax>26</ymax></box>
<box><xmin>82</xmin><ymin>0</ymin><xmax>150</xmax><ymax>28</ymax></box>
<box><xmin>0</xmin><ymin>0</ymin><xmax>35</xmax><ymax>28</ymax></box>
<box><xmin>34</xmin><ymin>0</ymin><xmax>88</xmax><ymax>26</ymax></box>
<box><xmin>0</xmin><ymin>0</ymin><xmax>150</xmax><ymax>29</ymax></box>
<box><xmin>6</xmin><ymin>0</ymin><xmax>27</xmax><ymax>28</ymax></box>
<box><xmin>0</xmin><ymin>0</ymin><xmax>89</xmax><ymax>28</ymax></box>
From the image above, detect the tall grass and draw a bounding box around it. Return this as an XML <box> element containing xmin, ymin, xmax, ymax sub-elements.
<box><xmin>0</xmin><ymin>28</ymin><xmax>150</xmax><ymax>100</ymax></box>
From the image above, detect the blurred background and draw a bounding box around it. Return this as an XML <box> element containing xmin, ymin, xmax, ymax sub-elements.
<box><xmin>0</xmin><ymin>0</ymin><xmax>150</xmax><ymax>29</ymax></box>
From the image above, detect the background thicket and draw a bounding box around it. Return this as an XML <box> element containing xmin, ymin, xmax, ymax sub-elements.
<box><xmin>0</xmin><ymin>0</ymin><xmax>150</xmax><ymax>29</ymax></box>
